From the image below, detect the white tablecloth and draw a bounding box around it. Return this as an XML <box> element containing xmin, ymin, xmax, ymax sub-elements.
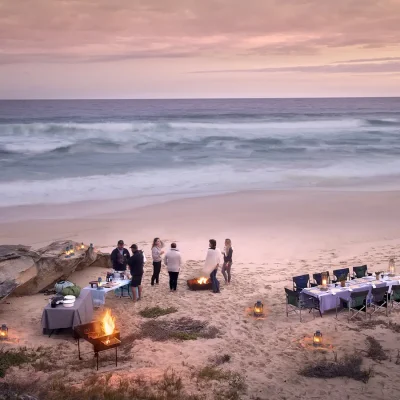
<box><xmin>81</xmin><ymin>279</ymin><xmax>132</xmax><ymax>305</ymax></box>
<box><xmin>302</xmin><ymin>276</ymin><xmax>400</xmax><ymax>313</ymax></box>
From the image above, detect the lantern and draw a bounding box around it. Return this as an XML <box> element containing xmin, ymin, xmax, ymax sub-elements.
<box><xmin>253</xmin><ymin>301</ymin><xmax>264</xmax><ymax>317</ymax></box>
<box><xmin>321</xmin><ymin>272</ymin><xmax>328</xmax><ymax>288</ymax></box>
<box><xmin>313</xmin><ymin>330</ymin><xmax>322</xmax><ymax>347</ymax></box>
<box><xmin>65</xmin><ymin>246</ymin><xmax>70</xmax><ymax>258</ymax></box>
<box><xmin>389</xmin><ymin>258</ymin><xmax>396</xmax><ymax>276</ymax></box>
<box><xmin>69</xmin><ymin>245</ymin><xmax>75</xmax><ymax>256</ymax></box>
<box><xmin>0</xmin><ymin>324</ymin><xmax>8</xmax><ymax>340</ymax></box>
<box><xmin>80</xmin><ymin>242</ymin><xmax>85</xmax><ymax>250</ymax></box>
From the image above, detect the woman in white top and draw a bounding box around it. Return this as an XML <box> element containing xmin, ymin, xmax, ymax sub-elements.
<box><xmin>205</xmin><ymin>239</ymin><xmax>221</xmax><ymax>293</ymax></box>
<box><xmin>151</xmin><ymin>237</ymin><xmax>164</xmax><ymax>286</ymax></box>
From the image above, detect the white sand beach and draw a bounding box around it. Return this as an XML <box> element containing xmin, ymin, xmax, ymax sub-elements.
<box><xmin>1</xmin><ymin>189</ymin><xmax>400</xmax><ymax>399</ymax></box>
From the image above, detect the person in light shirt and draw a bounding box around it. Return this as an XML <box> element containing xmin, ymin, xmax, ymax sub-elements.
<box><xmin>204</xmin><ymin>239</ymin><xmax>221</xmax><ymax>293</ymax></box>
<box><xmin>164</xmin><ymin>242</ymin><xmax>182</xmax><ymax>292</ymax></box>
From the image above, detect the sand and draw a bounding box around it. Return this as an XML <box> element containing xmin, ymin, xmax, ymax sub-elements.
<box><xmin>1</xmin><ymin>189</ymin><xmax>400</xmax><ymax>399</ymax></box>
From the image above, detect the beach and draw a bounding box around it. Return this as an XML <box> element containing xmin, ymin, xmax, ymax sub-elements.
<box><xmin>1</xmin><ymin>189</ymin><xmax>400</xmax><ymax>399</ymax></box>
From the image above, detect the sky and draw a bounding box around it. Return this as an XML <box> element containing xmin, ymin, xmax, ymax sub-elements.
<box><xmin>0</xmin><ymin>0</ymin><xmax>400</xmax><ymax>99</ymax></box>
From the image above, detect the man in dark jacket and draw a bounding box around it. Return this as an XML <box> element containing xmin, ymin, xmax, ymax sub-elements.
<box><xmin>128</xmin><ymin>244</ymin><xmax>144</xmax><ymax>302</ymax></box>
<box><xmin>111</xmin><ymin>240</ymin><xmax>130</xmax><ymax>273</ymax></box>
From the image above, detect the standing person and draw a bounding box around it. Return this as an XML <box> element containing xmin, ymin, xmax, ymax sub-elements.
<box><xmin>111</xmin><ymin>240</ymin><xmax>130</xmax><ymax>274</ymax></box>
<box><xmin>151</xmin><ymin>237</ymin><xmax>164</xmax><ymax>286</ymax></box>
<box><xmin>204</xmin><ymin>239</ymin><xmax>221</xmax><ymax>293</ymax></box>
<box><xmin>222</xmin><ymin>239</ymin><xmax>233</xmax><ymax>284</ymax></box>
<box><xmin>128</xmin><ymin>244</ymin><xmax>144</xmax><ymax>302</ymax></box>
<box><xmin>164</xmin><ymin>243</ymin><xmax>182</xmax><ymax>292</ymax></box>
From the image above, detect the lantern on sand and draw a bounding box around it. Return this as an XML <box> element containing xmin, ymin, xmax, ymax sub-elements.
<box><xmin>80</xmin><ymin>242</ymin><xmax>85</xmax><ymax>250</ymax></box>
<box><xmin>0</xmin><ymin>324</ymin><xmax>8</xmax><ymax>340</ymax></box>
<box><xmin>389</xmin><ymin>258</ymin><xmax>396</xmax><ymax>276</ymax></box>
<box><xmin>313</xmin><ymin>331</ymin><xmax>323</xmax><ymax>347</ymax></box>
<box><xmin>253</xmin><ymin>301</ymin><xmax>264</xmax><ymax>317</ymax></box>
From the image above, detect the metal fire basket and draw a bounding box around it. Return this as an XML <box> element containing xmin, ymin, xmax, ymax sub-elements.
<box><xmin>74</xmin><ymin>321</ymin><xmax>121</xmax><ymax>370</ymax></box>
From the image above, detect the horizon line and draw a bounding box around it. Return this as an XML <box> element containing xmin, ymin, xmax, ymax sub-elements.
<box><xmin>1</xmin><ymin>95</ymin><xmax>400</xmax><ymax>101</ymax></box>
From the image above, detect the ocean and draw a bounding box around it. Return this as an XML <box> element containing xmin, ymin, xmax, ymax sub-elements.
<box><xmin>0</xmin><ymin>98</ymin><xmax>399</xmax><ymax>209</ymax></box>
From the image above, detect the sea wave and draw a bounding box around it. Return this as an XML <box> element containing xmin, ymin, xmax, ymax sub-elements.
<box><xmin>0</xmin><ymin>117</ymin><xmax>399</xmax><ymax>156</ymax></box>
<box><xmin>1</xmin><ymin>158</ymin><xmax>400</xmax><ymax>208</ymax></box>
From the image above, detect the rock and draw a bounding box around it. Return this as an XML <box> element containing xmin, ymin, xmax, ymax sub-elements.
<box><xmin>0</xmin><ymin>241</ymin><xmax>111</xmax><ymax>299</ymax></box>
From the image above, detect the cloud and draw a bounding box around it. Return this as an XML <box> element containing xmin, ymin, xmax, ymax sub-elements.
<box><xmin>333</xmin><ymin>56</ymin><xmax>400</xmax><ymax>64</ymax></box>
<box><xmin>191</xmin><ymin>61</ymin><xmax>400</xmax><ymax>74</ymax></box>
<box><xmin>0</xmin><ymin>0</ymin><xmax>399</xmax><ymax>63</ymax></box>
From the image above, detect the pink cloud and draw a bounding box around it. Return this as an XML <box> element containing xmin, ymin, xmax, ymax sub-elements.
<box><xmin>0</xmin><ymin>0</ymin><xmax>399</xmax><ymax>63</ymax></box>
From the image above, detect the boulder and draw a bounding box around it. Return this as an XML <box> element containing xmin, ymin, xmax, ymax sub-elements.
<box><xmin>0</xmin><ymin>241</ymin><xmax>111</xmax><ymax>299</ymax></box>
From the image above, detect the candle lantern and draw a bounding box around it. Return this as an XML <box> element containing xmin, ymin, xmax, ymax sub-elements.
<box><xmin>80</xmin><ymin>242</ymin><xmax>85</xmax><ymax>250</ymax></box>
<box><xmin>321</xmin><ymin>272</ymin><xmax>328</xmax><ymax>288</ymax></box>
<box><xmin>69</xmin><ymin>245</ymin><xmax>75</xmax><ymax>256</ymax></box>
<box><xmin>65</xmin><ymin>246</ymin><xmax>70</xmax><ymax>258</ymax></box>
<box><xmin>313</xmin><ymin>330</ymin><xmax>322</xmax><ymax>347</ymax></box>
<box><xmin>389</xmin><ymin>258</ymin><xmax>396</xmax><ymax>276</ymax></box>
<box><xmin>253</xmin><ymin>300</ymin><xmax>264</xmax><ymax>317</ymax></box>
<box><xmin>0</xmin><ymin>324</ymin><xmax>8</xmax><ymax>340</ymax></box>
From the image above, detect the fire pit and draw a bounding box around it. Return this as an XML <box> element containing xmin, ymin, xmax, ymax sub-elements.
<box><xmin>187</xmin><ymin>277</ymin><xmax>212</xmax><ymax>291</ymax></box>
<box><xmin>74</xmin><ymin>309</ymin><xmax>121</xmax><ymax>370</ymax></box>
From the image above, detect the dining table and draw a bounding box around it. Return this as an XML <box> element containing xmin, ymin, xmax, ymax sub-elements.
<box><xmin>301</xmin><ymin>275</ymin><xmax>400</xmax><ymax>314</ymax></box>
<box><xmin>81</xmin><ymin>278</ymin><xmax>132</xmax><ymax>306</ymax></box>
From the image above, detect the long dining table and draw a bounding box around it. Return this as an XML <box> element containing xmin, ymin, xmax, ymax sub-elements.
<box><xmin>301</xmin><ymin>275</ymin><xmax>400</xmax><ymax>314</ymax></box>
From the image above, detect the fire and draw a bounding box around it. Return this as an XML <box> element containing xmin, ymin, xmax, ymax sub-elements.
<box><xmin>101</xmin><ymin>309</ymin><xmax>115</xmax><ymax>336</ymax></box>
<box><xmin>197</xmin><ymin>277</ymin><xmax>208</xmax><ymax>284</ymax></box>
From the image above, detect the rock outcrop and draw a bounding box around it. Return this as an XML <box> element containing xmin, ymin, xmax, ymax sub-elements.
<box><xmin>0</xmin><ymin>241</ymin><xmax>111</xmax><ymax>300</ymax></box>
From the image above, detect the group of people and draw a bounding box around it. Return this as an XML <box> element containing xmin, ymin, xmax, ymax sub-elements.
<box><xmin>110</xmin><ymin>237</ymin><xmax>233</xmax><ymax>300</ymax></box>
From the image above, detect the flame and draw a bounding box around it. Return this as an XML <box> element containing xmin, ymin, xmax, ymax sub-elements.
<box><xmin>101</xmin><ymin>309</ymin><xmax>115</xmax><ymax>336</ymax></box>
<box><xmin>0</xmin><ymin>332</ymin><xmax>5</xmax><ymax>336</ymax></box>
<box><xmin>197</xmin><ymin>277</ymin><xmax>208</xmax><ymax>284</ymax></box>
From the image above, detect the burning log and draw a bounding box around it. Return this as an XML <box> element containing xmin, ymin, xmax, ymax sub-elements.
<box><xmin>74</xmin><ymin>309</ymin><xmax>121</xmax><ymax>370</ymax></box>
<box><xmin>187</xmin><ymin>277</ymin><xmax>212</xmax><ymax>291</ymax></box>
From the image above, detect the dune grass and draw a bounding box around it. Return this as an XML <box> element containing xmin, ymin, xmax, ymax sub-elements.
<box><xmin>139</xmin><ymin>306</ymin><xmax>178</xmax><ymax>319</ymax></box>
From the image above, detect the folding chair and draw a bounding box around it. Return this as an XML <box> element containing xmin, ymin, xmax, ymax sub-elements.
<box><xmin>336</xmin><ymin>290</ymin><xmax>369</xmax><ymax>321</ymax></box>
<box><xmin>292</xmin><ymin>274</ymin><xmax>310</xmax><ymax>292</ymax></box>
<box><xmin>369</xmin><ymin>286</ymin><xmax>389</xmax><ymax>317</ymax></box>
<box><xmin>285</xmin><ymin>288</ymin><xmax>322</xmax><ymax>322</ymax></box>
<box><xmin>332</xmin><ymin>268</ymin><xmax>350</xmax><ymax>283</ymax></box>
<box><xmin>352</xmin><ymin>265</ymin><xmax>371</xmax><ymax>278</ymax></box>
<box><xmin>311</xmin><ymin>271</ymin><xmax>330</xmax><ymax>287</ymax></box>
<box><xmin>389</xmin><ymin>284</ymin><xmax>400</xmax><ymax>311</ymax></box>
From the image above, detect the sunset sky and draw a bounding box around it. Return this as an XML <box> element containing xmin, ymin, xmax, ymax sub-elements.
<box><xmin>0</xmin><ymin>0</ymin><xmax>400</xmax><ymax>99</ymax></box>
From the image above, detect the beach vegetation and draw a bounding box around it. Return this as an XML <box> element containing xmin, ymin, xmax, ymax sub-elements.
<box><xmin>214</xmin><ymin>354</ymin><xmax>231</xmax><ymax>365</ymax></box>
<box><xmin>0</xmin><ymin>346</ymin><xmax>51</xmax><ymax>378</ymax></box>
<box><xmin>198</xmin><ymin>366</ymin><xmax>247</xmax><ymax>400</ymax></box>
<box><xmin>140</xmin><ymin>317</ymin><xmax>219</xmax><ymax>341</ymax></box>
<box><xmin>299</xmin><ymin>352</ymin><xmax>373</xmax><ymax>383</ymax></box>
<box><xmin>365</xmin><ymin>336</ymin><xmax>388</xmax><ymax>362</ymax></box>
<box><xmin>0</xmin><ymin>369</ymin><xmax>206</xmax><ymax>400</ymax></box>
<box><xmin>139</xmin><ymin>306</ymin><xmax>178</xmax><ymax>319</ymax></box>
